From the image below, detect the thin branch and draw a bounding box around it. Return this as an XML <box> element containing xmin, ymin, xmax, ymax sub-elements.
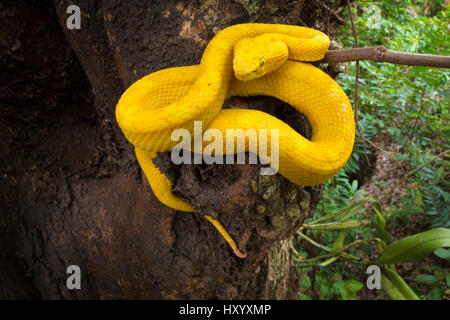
<box><xmin>322</xmin><ymin>46</ymin><xmax>450</xmax><ymax>68</ymax></box>
<box><xmin>346</xmin><ymin>0</ymin><xmax>372</xmax><ymax>168</ymax></box>
<box><xmin>346</xmin><ymin>0</ymin><xmax>358</xmax><ymax>47</ymax></box>
<box><xmin>407</xmin><ymin>97</ymin><xmax>424</xmax><ymax>143</ymax></box>
<box><xmin>317</xmin><ymin>0</ymin><xmax>345</xmax><ymax>24</ymax></box>
<box><xmin>296</xmin><ymin>232</ymin><xmax>370</xmax><ymax>265</ymax></box>
<box><xmin>298</xmin><ymin>237</ymin><xmax>381</xmax><ymax>264</ymax></box>
<box><xmin>362</xmin><ymin>137</ymin><xmax>406</xmax><ymax>174</ymax></box>
<box><xmin>402</xmin><ymin>149</ymin><xmax>450</xmax><ymax>180</ymax></box>
<box><xmin>381</xmin><ymin>149</ymin><xmax>450</xmax><ymax>202</ymax></box>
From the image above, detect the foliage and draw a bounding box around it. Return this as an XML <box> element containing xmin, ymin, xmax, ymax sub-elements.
<box><xmin>296</xmin><ymin>198</ymin><xmax>450</xmax><ymax>300</ymax></box>
<box><xmin>338</xmin><ymin>0</ymin><xmax>450</xmax><ymax>228</ymax></box>
<box><xmin>296</xmin><ymin>0</ymin><xmax>449</xmax><ymax>300</ymax></box>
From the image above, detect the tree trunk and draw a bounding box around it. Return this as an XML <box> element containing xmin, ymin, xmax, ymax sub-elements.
<box><xmin>0</xmin><ymin>0</ymin><xmax>345</xmax><ymax>299</ymax></box>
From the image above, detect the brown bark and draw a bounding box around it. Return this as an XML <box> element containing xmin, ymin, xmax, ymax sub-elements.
<box><xmin>0</xmin><ymin>0</ymin><xmax>345</xmax><ymax>299</ymax></box>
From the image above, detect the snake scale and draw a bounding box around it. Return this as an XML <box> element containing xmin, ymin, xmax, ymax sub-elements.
<box><xmin>116</xmin><ymin>24</ymin><xmax>355</xmax><ymax>258</ymax></box>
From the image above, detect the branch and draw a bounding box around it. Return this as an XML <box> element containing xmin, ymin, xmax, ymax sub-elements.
<box><xmin>322</xmin><ymin>46</ymin><xmax>450</xmax><ymax>68</ymax></box>
<box><xmin>407</xmin><ymin>97</ymin><xmax>424</xmax><ymax>143</ymax></box>
<box><xmin>362</xmin><ymin>137</ymin><xmax>406</xmax><ymax>174</ymax></box>
<box><xmin>317</xmin><ymin>0</ymin><xmax>344</xmax><ymax>24</ymax></box>
<box><xmin>345</xmin><ymin>0</ymin><xmax>372</xmax><ymax>168</ymax></box>
<box><xmin>381</xmin><ymin>149</ymin><xmax>450</xmax><ymax>202</ymax></box>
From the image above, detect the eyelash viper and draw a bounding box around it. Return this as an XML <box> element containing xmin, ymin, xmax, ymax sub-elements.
<box><xmin>115</xmin><ymin>23</ymin><xmax>355</xmax><ymax>258</ymax></box>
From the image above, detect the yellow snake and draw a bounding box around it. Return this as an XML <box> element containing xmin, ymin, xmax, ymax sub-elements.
<box><xmin>115</xmin><ymin>23</ymin><xmax>355</xmax><ymax>258</ymax></box>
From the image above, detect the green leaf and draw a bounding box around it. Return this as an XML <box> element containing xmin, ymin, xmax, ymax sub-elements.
<box><xmin>315</xmin><ymin>273</ymin><xmax>332</xmax><ymax>299</ymax></box>
<box><xmin>429</xmin><ymin>286</ymin><xmax>443</xmax><ymax>300</ymax></box>
<box><xmin>374</xmin><ymin>223</ymin><xmax>393</xmax><ymax>243</ymax></box>
<box><xmin>373</xmin><ymin>202</ymin><xmax>386</xmax><ymax>228</ymax></box>
<box><xmin>351</xmin><ymin>180</ymin><xmax>358</xmax><ymax>192</ymax></box>
<box><xmin>311</xmin><ymin>199</ymin><xmax>371</xmax><ymax>224</ymax></box>
<box><xmin>301</xmin><ymin>275</ymin><xmax>311</xmax><ymax>289</ymax></box>
<box><xmin>299</xmin><ymin>293</ymin><xmax>312</xmax><ymax>300</ymax></box>
<box><xmin>413</xmin><ymin>275</ymin><xmax>438</xmax><ymax>283</ymax></box>
<box><xmin>446</xmin><ymin>273</ymin><xmax>450</xmax><ymax>288</ymax></box>
<box><xmin>371</xmin><ymin>202</ymin><xmax>393</xmax><ymax>243</ymax></box>
<box><xmin>345</xmin><ymin>279</ymin><xmax>364</xmax><ymax>293</ymax></box>
<box><xmin>381</xmin><ymin>267</ymin><xmax>420</xmax><ymax>300</ymax></box>
<box><xmin>320</xmin><ymin>282</ymin><xmax>330</xmax><ymax>298</ymax></box>
<box><xmin>381</xmin><ymin>272</ymin><xmax>407</xmax><ymax>300</ymax></box>
<box><xmin>339</xmin><ymin>279</ymin><xmax>364</xmax><ymax>300</ymax></box>
<box><xmin>332</xmin><ymin>280</ymin><xmax>345</xmax><ymax>294</ymax></box>
<box><xmin>320</xmin><ymin>231</ymin><xmax>346</xmax><ymax>267</ymax></box>
<box><xmin>376</xmin><ymin>228</ymin><xmax>450</xmax><ymax>264</ymax></box>
<box><xmin>331</xmin><ymin>232</ymin><xmax>345</xmax><ymax>253</ymax></box>
<box><xmin>307</xmin><ymin>220</ymin><xmax>370</xmax><ymax>231</ymax></box>
<box><xmin>419</xmin><ymin>265</ymin><xmax>444</xmax><ymax>272</ymax></box>
<box><xmin>434</xmin><ymin>248</ymin><xmax>450</xmax><ymax>260</ymax></box>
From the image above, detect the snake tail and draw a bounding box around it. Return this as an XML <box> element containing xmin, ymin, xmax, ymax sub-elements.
<box><xmin>204</xmin><ymin>215</ymin><xmax>247</xmax><ymax>259</ymax></box>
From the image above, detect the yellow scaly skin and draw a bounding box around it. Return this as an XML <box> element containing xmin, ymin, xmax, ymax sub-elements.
<box><xmin>116</xmin><ymin>23</ymin><xmax>355</xmax><ymax>259</ymax></box>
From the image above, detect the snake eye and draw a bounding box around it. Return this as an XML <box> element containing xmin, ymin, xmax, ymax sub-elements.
<box><xmin>260</xmin><ymin>59</ymin><xmax>265</xmax><ymax>67</ymax></box>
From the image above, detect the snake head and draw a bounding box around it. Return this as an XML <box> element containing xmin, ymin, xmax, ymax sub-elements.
<box><xmin>233</xmin><ymin>34</ymin><xmax>289</xmax><ymax>81</ymax></box>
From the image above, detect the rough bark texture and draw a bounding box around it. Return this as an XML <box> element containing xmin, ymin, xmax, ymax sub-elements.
<box><xmin>0</xmin><ymin>0</ymin><xmax>346</xmax><ymax>299</ymax></box>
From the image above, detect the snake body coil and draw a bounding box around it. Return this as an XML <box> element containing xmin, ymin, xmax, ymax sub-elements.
<box><xmin>116</xmin><ymin>24</ymin><xmax>355</xmax><ymax>257</ymax></box>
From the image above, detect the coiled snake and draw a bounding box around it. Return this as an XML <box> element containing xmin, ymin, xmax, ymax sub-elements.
<box><xmin>116</xmin><ymin>24</ymin><xmax>355</xmax><ymax>258</ymax></box>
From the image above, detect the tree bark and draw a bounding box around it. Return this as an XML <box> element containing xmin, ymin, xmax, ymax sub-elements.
<box><xmin>0</xmin><ymin>0</ymin><xmax>345</xmax><ymax>299</ymax></box>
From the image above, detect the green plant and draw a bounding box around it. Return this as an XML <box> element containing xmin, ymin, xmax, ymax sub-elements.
<box><xmin>335</xmin><ymin>0</ymin><xmax>450</xmax><ymax>228</ymax></box>
<box><xmin>296</xmin><ymin>0</ymin><xmax>449</xmax><ymax>300</ymax></box>
<box><xmin>295</xmin><ymin>198</ymin><xmax>450</xmax><ymax>300</ymax></box>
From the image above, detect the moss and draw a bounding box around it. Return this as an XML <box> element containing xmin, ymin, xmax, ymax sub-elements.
<box><xmin>286</xmin><ymin>205</ymin><xmax>301</xmax><ymax>220</ymax></box>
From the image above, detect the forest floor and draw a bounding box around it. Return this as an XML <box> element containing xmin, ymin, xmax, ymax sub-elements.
<box><xmin>355</xmin><ymin>134</ymin><xmax>449</xmax><ymax>300</ymax></box>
